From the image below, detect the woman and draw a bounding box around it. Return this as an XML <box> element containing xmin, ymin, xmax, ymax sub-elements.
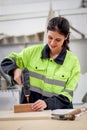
<box><xmin>1</xmin><ymin>17</ymin><xmax>80</xmax><ymax>111</ymax></box>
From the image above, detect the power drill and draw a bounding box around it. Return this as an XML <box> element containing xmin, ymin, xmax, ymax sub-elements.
<box><xmin>21</xmin><ymin>68</ymin><xmax>30</xmax><ymax>103</ymax></box>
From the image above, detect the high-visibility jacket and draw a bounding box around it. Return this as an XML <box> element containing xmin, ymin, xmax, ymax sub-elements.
<box><xmin>1</xmin><ymin>44</ymin><xmax>80</xmax><ymax>109</ymax></box>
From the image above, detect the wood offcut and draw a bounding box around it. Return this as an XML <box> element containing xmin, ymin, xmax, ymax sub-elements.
<box><xmin>14</xmin><ymin>104</ymin><xmax>35</xmax><ymax>113</ymax></box>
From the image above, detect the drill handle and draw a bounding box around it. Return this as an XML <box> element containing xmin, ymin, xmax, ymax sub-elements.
<box><xmin>21</xmin><ymin>68</ymin><xmax>30</xmax><ymax>96</ymax></box>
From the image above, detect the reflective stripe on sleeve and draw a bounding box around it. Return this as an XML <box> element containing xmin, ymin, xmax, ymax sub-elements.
<box><xmin>62</xmin><ymin>89</ymin><xmax>73</xmax><ymax>97</ymax></box>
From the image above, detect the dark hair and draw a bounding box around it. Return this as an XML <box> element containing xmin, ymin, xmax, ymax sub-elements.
<box><xmin>47</xmin><ymin>17</ymin><xmax>70</xmax><ymax>50</ymax></box>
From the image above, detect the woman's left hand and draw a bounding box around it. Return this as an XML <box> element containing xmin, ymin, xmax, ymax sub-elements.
<box><xmin>32</xmin><ymin>99</ymin><xmax>47</xmax><ymax>111</ymax></box>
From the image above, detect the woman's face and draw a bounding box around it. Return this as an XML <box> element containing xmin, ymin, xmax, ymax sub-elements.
<box><xmin>47</xmin><ymin>30</ymin><xmax>67</xmax><ymax>54</ymax></box>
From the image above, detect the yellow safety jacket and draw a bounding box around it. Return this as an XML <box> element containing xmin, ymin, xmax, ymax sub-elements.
<box><xmin>8</xmin><ymin>44</ymin><xmax>80</xmax><ymax>101</ymax></box>
<box><xmin>1</xmin><ymin>44</ymin><xmax>80</xmax><ymax>109</ymax></box>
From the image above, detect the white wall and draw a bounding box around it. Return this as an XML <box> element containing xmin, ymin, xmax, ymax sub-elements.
<box><xmin>70</xmin><ymin>39</ymin><xmax>87</xmax><ymax>74</ymax></box>
<box><xmin>70</xmin><ymin>39</ymin><xmax>87</xmax><ymax>104</ymax></box>
<box><xmin>0</xmin><ymin>0</ymin><xmax>85</xmax><ymax>37</ymax></box>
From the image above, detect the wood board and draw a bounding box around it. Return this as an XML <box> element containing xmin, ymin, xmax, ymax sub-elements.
<box><xmin>14</xmin><ymin>104</ymin><xmax>34</xmax><ymax>113</ymax></box>
<box><xmin>0</xmin><ymin>110</ymin><xmax>51</xmax><ymax>121</ymax></box>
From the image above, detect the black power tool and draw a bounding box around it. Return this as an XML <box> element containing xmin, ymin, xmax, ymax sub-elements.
<box><xmin>21</xmin><ymin>68</ymin><xmax>30</xmax><ymax>103</ymax></box>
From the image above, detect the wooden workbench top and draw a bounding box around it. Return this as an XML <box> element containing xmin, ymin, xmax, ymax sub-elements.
<box><xmin>0</xmin><ymin>110</ymin><xmax>87</xmax><ymax>130</ymax></box>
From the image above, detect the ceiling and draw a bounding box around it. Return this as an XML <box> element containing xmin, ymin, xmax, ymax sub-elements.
<box><xmin>0</xmin><ymin>0</ymin><xmax>87</xmax><ymax>39</ymax></box>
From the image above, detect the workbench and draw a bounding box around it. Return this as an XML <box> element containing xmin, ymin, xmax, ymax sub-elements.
<box><xmin>0</xmin><ymin>110</ymin><xmax>87</xmax><ymax>130</ymax></box>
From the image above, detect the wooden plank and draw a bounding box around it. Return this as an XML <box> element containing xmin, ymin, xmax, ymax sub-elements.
<box><xmin>14</xmin><ymin>104</ymin><xmax>35</xmax><ymax>113</ymax></box>
<box><xmin>0</xmin><ymin>110</ymin><xmax>51</xmax><ymax>121</ymax></box>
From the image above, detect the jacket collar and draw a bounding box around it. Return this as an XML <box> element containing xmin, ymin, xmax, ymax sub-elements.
<box><xmin>41</xmin><ymin>44</ymin><xmax>67</xmax><ymax>65</ymax></box>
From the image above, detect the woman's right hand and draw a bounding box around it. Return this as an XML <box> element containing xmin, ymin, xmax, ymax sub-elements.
<box><xmin>13</xmin><ymin>68</ymin><xmax>23</xmax><ymax>86</ymax></box>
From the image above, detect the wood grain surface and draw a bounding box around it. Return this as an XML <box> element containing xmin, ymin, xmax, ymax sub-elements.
<box><xmin>0</xmin><ymin>110</ymin><xmax>51</xmax><ymax>121</ymax></box>
<box><xmin>0</xmin><ymin>111</ymin><xmax>87</xmax><ymax>130</ymax></box>
<box><xmin>14</xmin><ymin>104</ymin><xmax>34</xmax><ymax>113</ymax></box>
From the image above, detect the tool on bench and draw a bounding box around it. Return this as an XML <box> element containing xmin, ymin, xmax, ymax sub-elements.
<box><xmin>21</xmin><ymin>68</ymin><xmax>30</xmax><ymax>103</ymax></box>
<box><xmin>51</xmin><ymin>107</ymin><xmax>87</xmax><ymax>120</ymax></box>
<box><xmin>51</xmin><ymin>113</ymin><xmax>75</xmax><ymax>120</ymax></box>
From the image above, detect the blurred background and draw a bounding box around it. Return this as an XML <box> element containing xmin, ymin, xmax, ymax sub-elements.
<box><xmin>0</xmin><ymin>0</ymin><xmax>87</xmax><ymax>110</ymax></box>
